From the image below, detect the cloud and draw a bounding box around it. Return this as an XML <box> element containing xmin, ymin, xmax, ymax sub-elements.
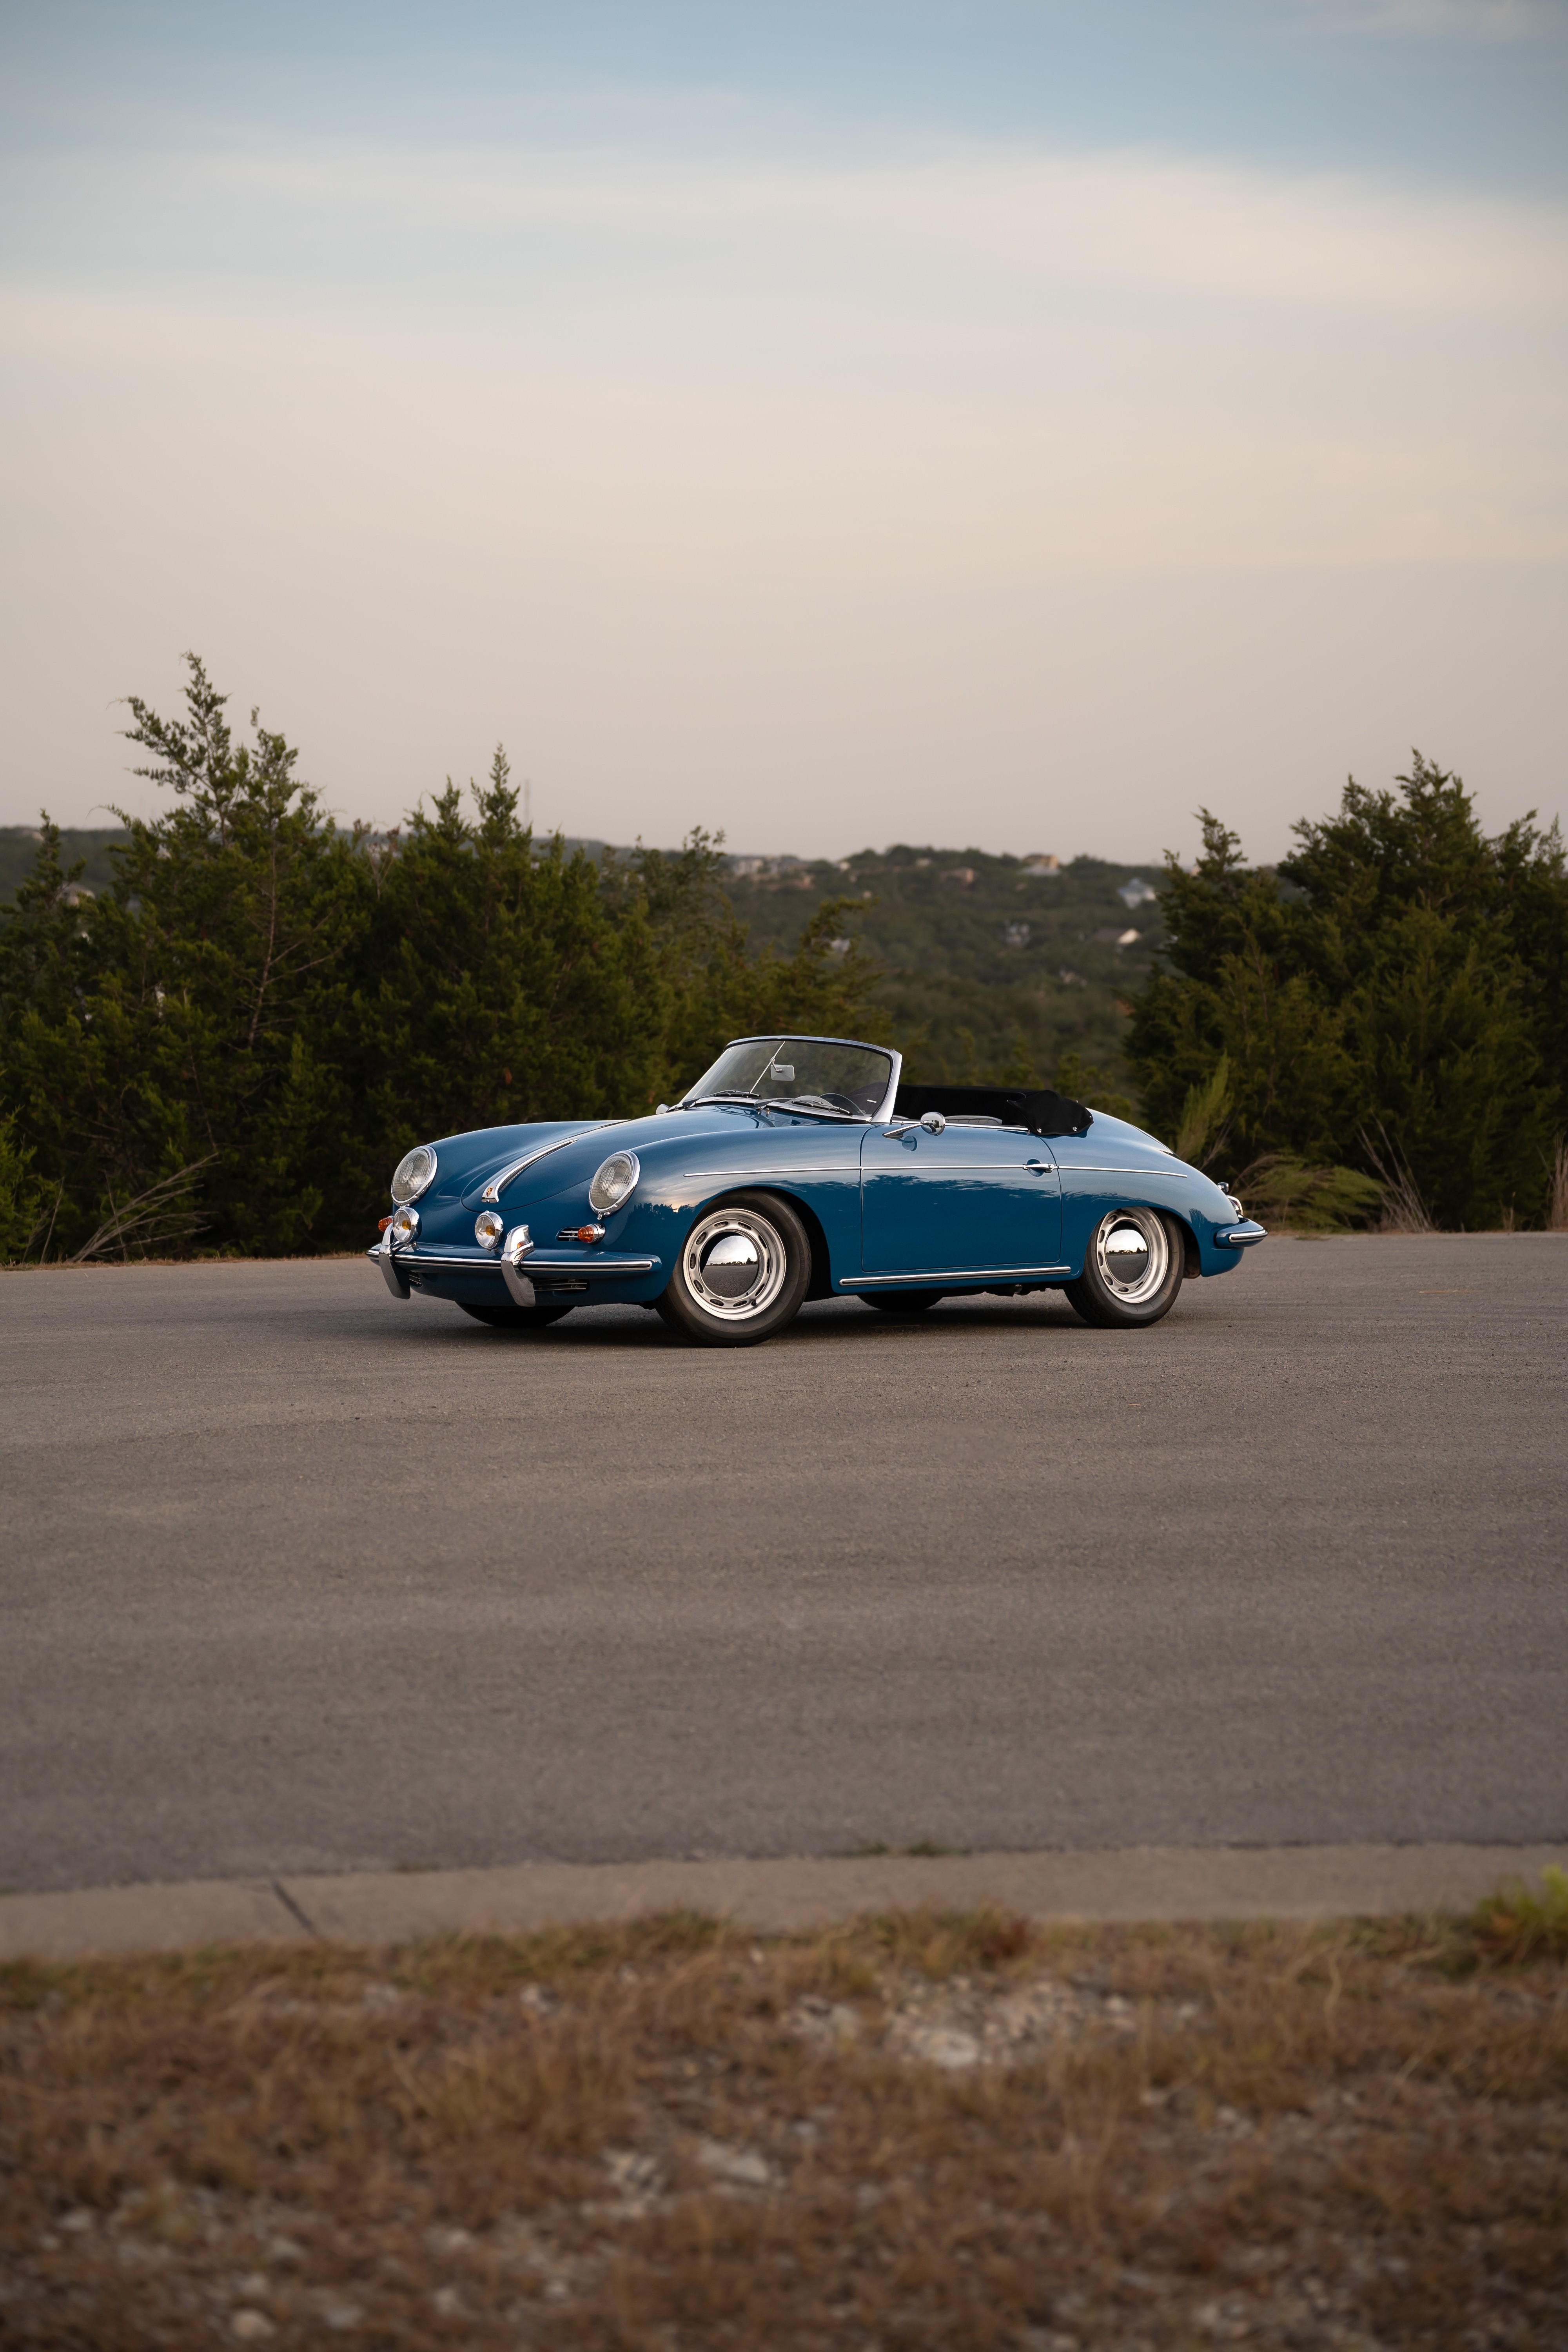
<box><xmin>211</xmin><ymin>136</ymin><xmax>1568</xmax><ymax>313</ymax></box>
<box><xmin>103</xmin><ymin>134</ymin><xmax>1566</xmax><ymax>320</ymax></box>
<box><xmin>1</xmin><ymin>122</ymin><xmax>1564</xmax><ymax>847</ymax></box>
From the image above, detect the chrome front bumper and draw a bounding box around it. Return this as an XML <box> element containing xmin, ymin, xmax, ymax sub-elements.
<box><xmin>1213</xmin><ymin>1221</ymin><xmax>1268</xmax><ymax>1249</ymax></box>
<box><xmin>370</xmin><ymin>1235</ymin><xmax>659</xmax><ymax>1307</ymax></box>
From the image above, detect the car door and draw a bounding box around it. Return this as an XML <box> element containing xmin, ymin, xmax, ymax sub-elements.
<box><xmin>859</xmin><ymin>1122</ymin><xmax>1063</xmax><ymax>1279</ymax></box>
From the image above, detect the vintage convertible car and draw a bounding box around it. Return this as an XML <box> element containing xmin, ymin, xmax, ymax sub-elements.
<box><xmin>370</xmin><ymin>1033</ymin><xmax>1265</xmax><ymax>1345</ymax></box>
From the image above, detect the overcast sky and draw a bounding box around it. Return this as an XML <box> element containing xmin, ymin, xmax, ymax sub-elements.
<box><xmin>2</xmin><ymin>0</ymin><xmax>1564</xmax><ymax>861</ymax></box>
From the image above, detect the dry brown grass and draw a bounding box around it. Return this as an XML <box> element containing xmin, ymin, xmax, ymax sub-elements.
<box><xmin>2</xmin><ymin>1906</ymin><xmax>1564</xmax><ymax>2349</ymax></box>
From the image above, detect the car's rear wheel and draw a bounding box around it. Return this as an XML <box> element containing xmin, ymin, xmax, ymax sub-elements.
<box><xmin>1063</xmin><ymin>1207</ymin><xmax>1184</xmax><ymax>1329</ymax></box>
<box><xmin>459</xmin><ymin>1300</ymin><xmax>576</xmax><ymax>1330</ymax></box>
<box><xmin>656</xmin><ymin>1194</ymin><xmax>811</xmax><ymax>1347</ymax></box>
<box><xmin>861</xmin><ymin>1290</ymin><xmax>944</xmax><ymax>1315</ymax></box>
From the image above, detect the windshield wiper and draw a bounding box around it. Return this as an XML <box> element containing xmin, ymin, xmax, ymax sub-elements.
<box><xmin>756</xmin><ymin>1098</ymin><xmax>864</xmax><ymax>1122</ymax></box>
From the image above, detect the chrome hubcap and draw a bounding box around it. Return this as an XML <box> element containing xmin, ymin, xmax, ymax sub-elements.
<box><xmin>684</xmin><ymin>1209</ymin><xmax>788</xmax><ymax>1321</ymax></box>
<box><xmin>1094</xmin><ymin>1208</ymin><xmax>1170</xmax><ymax>1305</ymax></box>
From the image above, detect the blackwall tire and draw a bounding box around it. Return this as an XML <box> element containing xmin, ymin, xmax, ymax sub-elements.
<box><xmin>1062</xmin><ymin>1208</ymin><xmax>1185</xmax><ymax>1329</ymax></box>
<box><xmin>459</xmin><ymin>1300</ymin><xmax>576</xmax><ymax>1330</ymax></box>
<box><xmin>658</xmin><ymin>1193</ymin><xmax>811</xmax><ymax>1347</ymax></box>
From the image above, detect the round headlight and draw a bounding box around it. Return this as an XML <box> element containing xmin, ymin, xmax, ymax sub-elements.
<box><xmin>588</xmin><ymin>1149</ymin><xmax>640</xmax><ymax>1215</ymax></box>
<box><xmin>391</xmin><ymin>1143</ymin><xmax>437</xmax><ymax>1204</ymax></box>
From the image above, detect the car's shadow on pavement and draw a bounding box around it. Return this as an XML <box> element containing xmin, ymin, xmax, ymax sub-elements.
<box><xmin>417</xmin><ymin>1292</ymin><xmax>1107</xmax><ymax>1349</ymax></box>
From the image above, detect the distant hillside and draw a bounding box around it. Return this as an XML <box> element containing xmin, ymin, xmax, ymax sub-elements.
<box><xmin>727</xmin><ymin>845</ymin><xmax>1167</xmax><ymax>1103</ymax></box>
<box><xmin>0</xmin><ymin>827</ymin><xmax>129</xmax><ymax>906</ymax></box>
<box><xmin>0</xmin><ymin>824</ymin><xmax>1169</xmax><ymax>1111</ymax></box>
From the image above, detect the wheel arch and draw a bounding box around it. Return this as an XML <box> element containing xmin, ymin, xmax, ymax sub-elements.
<box><xmin>1169</xmin><ymin>1209</ymin><xmax>1201</xmax><ymax>1280</ymax></box>
<box><xmin>1070</xmin><ymin>1200</ymin><xmax>1200</xmax><ymax>1282</ymax></box>
<box><xmin>690</xmin><ymin>1185</ymin><xmax>834</xmax><ymax>1301</ymax></box>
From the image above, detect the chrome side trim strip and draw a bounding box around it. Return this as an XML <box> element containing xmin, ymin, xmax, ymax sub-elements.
<box><xmin>864</xmin><ymin>1161</ymin><xmax>1058</xmax><ymax>1172</ymax></box>
<box><xmin>1055</xmin><ymin>1165</ymin><xmax>1192</xmax><ymax>1178</ymax></box>
<box><xmin>1214</xmin><ymin>1223</ymin><xmax>1268</xmax><ymax>1249</ymax></box>
<box><xmin>682</xmin><ymin>1165</ymin><xmax>859</xmax><ymax>1179</ymax></box>
<box><xmin>840</xmin><ymin>1265</ymin><xmax>1071</xmax><ymax>1288</ymax></box>
<box><xmin>686</xmin><ymin>1161</ymin><xmax>1050</xmax><ymax>1179</ymax></box>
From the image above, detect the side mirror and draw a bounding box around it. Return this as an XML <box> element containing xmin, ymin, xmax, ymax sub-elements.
<box><xmin>920</xmin><ymin>1111</ymin><xmax>947</xmax><ymax>1134</ymax></box>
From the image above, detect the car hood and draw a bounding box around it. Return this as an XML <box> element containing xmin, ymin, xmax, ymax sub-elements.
<box><xmin>412</xmin><ymin>1103</ymin><xmax>790</xmax><ymax>1216</ymax></box>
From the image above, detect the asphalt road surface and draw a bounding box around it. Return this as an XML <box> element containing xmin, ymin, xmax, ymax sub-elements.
<box><xmin>3</xmin><ymin>1236</ymin><xmax>1564</xmax><ymax>1894</ymax></box>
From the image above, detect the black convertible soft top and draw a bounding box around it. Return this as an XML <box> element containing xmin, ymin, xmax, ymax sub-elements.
<box><xmin>892</xmin><ymin>1083</ymin><xmax>1093</xmax><ymax>1137</ymax></box>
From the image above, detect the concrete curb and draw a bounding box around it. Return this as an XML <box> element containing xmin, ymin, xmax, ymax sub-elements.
<box><xmin>2</xmin><ymin>1844</ymin><xmax>1563</xmax><ymax>1960</ymax></box>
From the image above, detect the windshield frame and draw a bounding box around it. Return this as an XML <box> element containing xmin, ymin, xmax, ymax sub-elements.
<box><xmin>681</xmin><ymin>1035</ymin><xmax>902</xmax><ymax>1124</ymax></box>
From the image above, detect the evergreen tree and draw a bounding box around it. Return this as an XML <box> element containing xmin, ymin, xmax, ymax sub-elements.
<box><xmin>334</xmin><ymin>752</ymin><xmax>671</xmax><ymax>1215</ymax></box>
<box><xmin>0</xmin><ymin>661</ymin><xmax>886</xmax><ymax>1258</ymax></box>
<box><xmin>0</xmin><ymin>660</ymin><xmax>358</xmax><ymax>1255</ymax></box>
<box><xmin>1127</xmin><ymin>759</ymin><xmax>1567</xmax><ymax>1228</ymax></box>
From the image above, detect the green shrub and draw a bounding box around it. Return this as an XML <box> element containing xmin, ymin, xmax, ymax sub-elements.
<box><xmin>1469</xmin><ymin>1866</ymin><xmax>1568</xmax><ymax>1967</ymax></box>
<box><xmin>1126</xmin><ymin>759</ymin><xmax>1568</xmax><ymax>1228</ymax></box>
<box><xmin>0</xmin><ymin>660</ymin><xmax>882</xmax><ymax>1257</ymax></box>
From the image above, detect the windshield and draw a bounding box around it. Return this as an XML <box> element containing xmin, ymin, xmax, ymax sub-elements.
<box><xmin>682</xmin><ymin>1037</ymin><xmax>894</xmax><ymax>1118</ymax></box>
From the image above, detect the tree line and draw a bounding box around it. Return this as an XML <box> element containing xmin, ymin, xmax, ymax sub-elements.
<box><xmin>2</xmin><ymin>661</ymin><xmax>1563</xmax><ymax>1257</ymax></box>
<box><xmin>1125</xmin><ymin>759</ymin><xmax>1568</xmax><ymax>1233</ymax></box>
<box><xmin>0</xmin><ymin>658</ymin><xmax>882</xmax><ymax>1259</ymax></box>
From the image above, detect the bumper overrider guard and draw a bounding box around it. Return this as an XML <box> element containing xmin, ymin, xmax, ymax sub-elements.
<box><xmin>371</xmin><ymin>1222</ymin><xmax>659</xmax><ymax>1306</ymax></box>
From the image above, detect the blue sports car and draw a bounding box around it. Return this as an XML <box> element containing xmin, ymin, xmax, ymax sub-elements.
<box><xmin>370</xmin><ymin>1033</ymin><xmax>1266</xmax><ymax>1345</ymax></box>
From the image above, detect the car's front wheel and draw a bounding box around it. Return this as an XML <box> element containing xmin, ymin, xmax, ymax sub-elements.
<box><xmin>1063</xmin><ymin>1208</ymin><xmax>1184</xmax><ymax>1329</ymax></box>
<box><xmin>459</xmin><ymin>1300</ymin><xmax>575</xmax><ymax>1330</ymax></box>
<box><xmin>656</xmin><ymin>1194</ymin><xmax>811</xmax><ymax>1346</ymax></box>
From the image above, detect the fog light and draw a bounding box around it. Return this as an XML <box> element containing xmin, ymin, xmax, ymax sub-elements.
<box><xmin>389</xmin><ymin>1205</ymin><xmax>420</xmax><ymax>1246</ymax></box>
<box><xmin>475</xmin><ymin>1210</ymin><xmax>504</xmax><ymax>1250</ymax></box>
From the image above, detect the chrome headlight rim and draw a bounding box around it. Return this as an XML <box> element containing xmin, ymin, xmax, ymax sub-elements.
<box><xmin>391</xmin><ymin>1143</ymin><xmax>439</xmax><ymax>1206</ymax></box>
<box><xmin>588</xmin><ymin>1148</ymin><xmax>641</xmax><ymax>1216</ymax></box>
